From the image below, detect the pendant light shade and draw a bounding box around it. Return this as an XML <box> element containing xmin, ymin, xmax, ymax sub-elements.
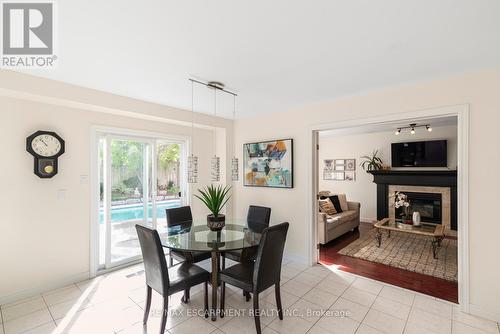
<box><xmin>231</xmin><ymin>94</ymin><xmax>239</xmax><ymax>181</ymax></box>
<box><xmin>188</xmin><ymin>155</ymin><xmax>198</xmax><ymax>183</ymax></box>
<box><xmin>231</xmin><ymin>156</ymin><xmax>239</xmax><ymax>181</ymax></box>
<box><xmin>211</xmin><ymin>156</ymin><xmax>221</xmax><ymax>182</ymax></box>
<box><xmin>188</xmin><ymin>80</ymin><xmax>198</xmax><ymax>183</ymax></box>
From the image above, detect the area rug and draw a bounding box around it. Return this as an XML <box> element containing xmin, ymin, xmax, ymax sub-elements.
<box><xmin>338</xmin><ymin>229</ymin><xmax>458</xmax><ymax>282</ymax></box>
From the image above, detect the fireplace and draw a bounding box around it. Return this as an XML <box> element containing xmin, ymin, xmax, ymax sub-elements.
<box><xmin>395</xmin><ymin>192</ymin><xmax>442</xmax><ymax>224</ymax></box>
<box><xmin>369</xmin><ymin>170</ymin><xmax>457</xmax><ymax>232</ymax></box>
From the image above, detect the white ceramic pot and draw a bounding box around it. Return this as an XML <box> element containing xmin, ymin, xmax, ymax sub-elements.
<box><xmin>412</xmin><ymin>211</ymin><xmax>421</xmax><ymax>226</ymax></box>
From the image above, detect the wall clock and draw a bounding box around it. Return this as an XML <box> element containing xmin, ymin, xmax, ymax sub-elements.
<box><xmin>26</xmin><ymin>130</ymin><xmax>65</xmax><ymax>178</ymax></box>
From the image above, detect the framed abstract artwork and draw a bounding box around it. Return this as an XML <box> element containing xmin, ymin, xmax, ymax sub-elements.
<box><xmin>243</xmin><ymin>139</ymin><xmax>293</xmax><ymax>188</ymax></box>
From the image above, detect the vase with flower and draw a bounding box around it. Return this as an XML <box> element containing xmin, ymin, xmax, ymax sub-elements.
<box><xmin>393</xmin><ymin>191</ymin><xmax>413</xmax><ymax>224</ymax></box>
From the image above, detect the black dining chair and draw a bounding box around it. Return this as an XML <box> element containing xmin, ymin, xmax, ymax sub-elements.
<box><xmin>221</xmin><ymin>205</ymin><xmax>271</xmax><ymax>301</ymax></box>
<box><xmin>219</xmin><ymin>222</ymin><xmax>289</xmax><ymax>334</ymax></box>
<box><xmin>166</xmin><ymin>206</ymin><xmax>211</xmax><ymax>266</ymax></box>
<box><xmin>135</xmin><ymin>225</ymin><xmax>210</xmax><ymax>334</ymax></box>
<box><xmin>222</xmin><ymin>205</ymin><xmax>271</xmax><ymax>265</ymax></box>
<box><xmin>166</xmin><ymin>206</ymin><xmax>211</xmax><ymax>302</ymax></box>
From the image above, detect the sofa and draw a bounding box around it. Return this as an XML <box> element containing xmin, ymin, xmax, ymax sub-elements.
<box><xmin>318</xmin><ymin>192</ymin><xmax>360</xmax><ymax>245</ymax></box>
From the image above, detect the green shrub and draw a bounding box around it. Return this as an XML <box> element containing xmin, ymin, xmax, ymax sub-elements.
<box><xmin>123</xmin><ymin>175</ymin><xmax>142</xmax><ymax>189</ymax></box>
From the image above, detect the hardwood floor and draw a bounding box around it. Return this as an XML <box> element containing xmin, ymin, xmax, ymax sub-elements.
<box><xmin>319</xmin><ymin>222</ymin><xmax>458</xmax><ymax>303</ymax></box>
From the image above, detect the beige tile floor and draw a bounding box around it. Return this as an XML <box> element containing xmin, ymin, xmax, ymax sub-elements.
<box><xmin>1</xmin><ymin>258</ymin><xmax>499</xmax><ymax>334</ymax></box>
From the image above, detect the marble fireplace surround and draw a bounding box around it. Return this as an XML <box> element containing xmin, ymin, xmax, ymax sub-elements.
<box><xmin>389</xmin><ymin>185</ymin><xmax>452</xmax><ymax>233</ymax></box>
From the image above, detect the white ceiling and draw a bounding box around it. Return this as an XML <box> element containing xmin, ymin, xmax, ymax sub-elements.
<box><xmin>24</xmin><ymin>0</ymin><xmax>500</xmax><ymax>118</ymax></box>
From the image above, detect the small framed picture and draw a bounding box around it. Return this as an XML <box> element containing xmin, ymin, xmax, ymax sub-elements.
<box><xmin>334</xmin><ymin>159</ymin><xmax>345</xmax><ymax>170</ymax></box>
<box><xmin>323</xmin><ymin>160</ymin><xmax>334</xmax><ymax>180</ymax></box>
<box><xmin>345</xmin><ymin>159</ymin><xmax>356</xmax><ymax>171</ymax></box>
<box><xmin>345</xmin><ymin>171</ymin><xmax>356</xmax><ymax>181</ymax></box>
<box><xmin>324</xmin><ymin>159</ymin><xmax>334</xmax><ymax>170</ymax></box>
<box><xmin>333</xmin><ymin>171</ymin><xmax>345</xmax><ymax>180</ymax></box>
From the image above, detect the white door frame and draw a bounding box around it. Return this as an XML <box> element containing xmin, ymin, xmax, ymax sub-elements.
<box><xmin>307</xmin><ymin>104</ymin><xmax>470</xmax><ymax>311</ymax></box>
<box><xmin>89</xmin><ymin>125</ymin><xmax>191</xmax><ymax>277</ymax></box>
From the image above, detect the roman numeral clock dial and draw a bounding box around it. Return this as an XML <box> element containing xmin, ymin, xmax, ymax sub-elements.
<box><xmin>26</xmin><ymin>131</ymin><xmax>65</xmax><ymax>178</ymax></box>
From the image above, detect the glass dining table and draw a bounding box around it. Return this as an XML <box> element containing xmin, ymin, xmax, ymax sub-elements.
<box><xmin>158</xmin><ymin>220</ymin><xmax>262</xmax><ymax>321</ymax></box>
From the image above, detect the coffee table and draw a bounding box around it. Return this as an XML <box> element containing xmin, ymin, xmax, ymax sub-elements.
<box><xmin>374</xmin><ymin>218</ymin><xmax>445</xmax><ymax>259</ymax></box>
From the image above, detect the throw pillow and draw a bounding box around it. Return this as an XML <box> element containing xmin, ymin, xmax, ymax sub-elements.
<box><xmin>327</xmin><ymin>195</ymin><xmax>343</xmax><ymax>213</ymax></box>
<box><xmin>332</xmin><ymin>193</ymin><xmax>349</xmax><ymax>211</ymax></box>
<box><xmin>318</xmin><ymin>191</ymin><xmax>331</xmax><ymax>198</ymax></box>
<box><xmin>318</xmin><ymin>199</ymin><xmax>337</xmax><ymax>215</ymax></box>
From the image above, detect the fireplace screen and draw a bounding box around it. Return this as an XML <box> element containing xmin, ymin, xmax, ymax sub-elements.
<box><xmin>395</xmin><ymin>192</ymin><xmax>442</xmax><ymax>224</ymax></box>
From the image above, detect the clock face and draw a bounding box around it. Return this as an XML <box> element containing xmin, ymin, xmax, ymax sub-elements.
<box><xmin>31</xmin><ymin>134</ymin><xmax>62</xmax><ymax>157</ymax></box>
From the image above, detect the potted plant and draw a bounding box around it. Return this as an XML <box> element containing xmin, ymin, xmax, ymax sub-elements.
<box><xmin>195</xmin><ymin>184</ymin><xmax>231</xmax><ymax>231</ymax></box>
<box><xmin>360</xmin><ymin>150</ymin><xmax>383</xmax><ymax>171</ymax></box>
<box><xmin>393</xmin><ymin>191</ymin><xmax>412</xmax><ymax>224</ymax></box>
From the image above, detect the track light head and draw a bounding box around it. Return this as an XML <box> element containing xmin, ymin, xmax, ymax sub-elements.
<box><xmin>426</xmin><ymin>125</ymin><xmax>432</xmax><ymax>132</ymax></box>
<box><xmin>409</xmin><ymin>123</ymin><xmax>416</xmax><ymax>134</ymax></box>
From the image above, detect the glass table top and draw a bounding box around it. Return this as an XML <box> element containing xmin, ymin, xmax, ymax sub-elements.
<box><xmin>376</xmin><ymin>218</ymin><xmax>443</xmax><ymax>236</ymax></box>
<box><xmin>159</xmin><ymin>220</ymin><xmax>262</xmax><ymax>252</ymax></box>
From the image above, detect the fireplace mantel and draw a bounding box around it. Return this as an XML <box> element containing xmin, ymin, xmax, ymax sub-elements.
<box><xmin>369</xmin><ymin>170</ymin><xmax>457</xmax><ymax>187</ymax></box>
<box><xmin>369</xmin><ymin>169</ymin><xmax>457</xmax><ymax>230</ymax></box>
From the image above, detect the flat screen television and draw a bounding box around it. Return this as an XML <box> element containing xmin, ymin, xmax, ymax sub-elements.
<box><xmin>391</xmin><ymin>140</ymin><xmax>447</xmax><ymax>167</ymax></box>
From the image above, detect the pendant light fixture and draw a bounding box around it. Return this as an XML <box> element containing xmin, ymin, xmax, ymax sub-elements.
<box><xmin>231</xmin><ymin>94</ymin><xmax>239</xmax><ymax>181</ymax></box>
<box><xmin>210</xmin><ymin>84</ymin><xmax>221</xmax><ymax>182</ymax></box>
<box><xmin>189</xmin><ymin>78</ymin><xmax>237</xmax><ymax>183</ymax></box>
<box><xmin>187</xmin><ymin>80</ymin><xmax>198</xmax><ymax>183</ymax></box>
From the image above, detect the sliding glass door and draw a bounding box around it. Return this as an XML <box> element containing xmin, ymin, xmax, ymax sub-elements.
<box><xmin>109</xmin><ymin>138</ymin><xmax>151</xmax><ymax>265</ymax></box>
<box><xmin>97</xmin><ymin>133</ymin><xmax>186</xmax><ymax>270</ymax></box>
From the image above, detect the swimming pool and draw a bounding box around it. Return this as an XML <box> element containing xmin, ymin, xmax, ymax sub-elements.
<box><xmin>99</xmin><ymin>199</ymin><xmax>182</xmax><ymax>224</ymax></box>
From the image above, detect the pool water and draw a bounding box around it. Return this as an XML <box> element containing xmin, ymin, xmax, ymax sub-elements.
<box><xmin>99</xmin><ymin>199</ymin><xmax>182</xmax><ymax>224</ymax></box>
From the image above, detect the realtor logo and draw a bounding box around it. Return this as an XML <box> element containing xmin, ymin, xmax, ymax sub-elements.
<box><xmin>1</xmin><ymin>1</ymin><xmax>57</xmax><ymax>68</ymax></box>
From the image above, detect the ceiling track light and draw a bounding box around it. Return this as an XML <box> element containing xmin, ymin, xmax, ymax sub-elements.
<box><xmin>394</xmin><ymin>123</ymin><xmax>432</xmax><ymax>135</ymax></box>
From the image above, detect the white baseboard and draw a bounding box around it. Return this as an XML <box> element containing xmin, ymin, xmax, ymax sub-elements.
<box><xmin>468</xmin><ymin>303</ymin><xmax>500</xmax><ymax>323</ymax></box>
<box><xmin>360</xmin><ymin>217</ymin><xmax>377</xmax><ymax>224</ymax></box>
<box><xmin>0</xmin><ymin>271</ymin><xmax>90</xmax><ymax>306</ymax></box>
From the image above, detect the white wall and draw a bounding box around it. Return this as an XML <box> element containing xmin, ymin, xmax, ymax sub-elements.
<box><xmin>233</xmin><ymin>68</ymin><xmax>500</xmax><ymax>321</ymax></box>
<box><xmin>318</xmin><ymin>125</ymin><xmax>457</xmax><ymax>221</ymax></box>
<box><xmin>0</xmin><ymin>71</ymin><xmax>234</xmax><ymax>304</ymax></box>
